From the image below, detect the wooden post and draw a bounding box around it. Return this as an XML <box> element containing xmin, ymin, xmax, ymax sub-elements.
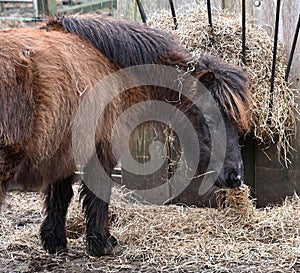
<box><xmin>37</xmin><ymin>0</ymin><xmax>56</xmax><ymax>16</ymax></box>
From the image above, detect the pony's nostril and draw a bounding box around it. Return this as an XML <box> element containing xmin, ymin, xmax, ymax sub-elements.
<box><xmin>228</xmin><ymin>171</ymin><xmax>238</xmax><ymax>181</ymax></box>
<box><xmin>227</xmin><ymin>171</ymin><xmax>242</xmax><ymax>188</ymax></box>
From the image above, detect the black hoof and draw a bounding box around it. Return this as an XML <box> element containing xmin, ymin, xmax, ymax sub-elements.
<box><xmin>86</xmin><ymin>234</ymin><xmax>118</xmax><ymax>257</ymax></box>
<box><xmin>41</xmin><ymin>236</ymin><xmax>68</xmax><ymax>254</ymax></box>
<box><xmin>40</xmin><ymin>223</ymin><xmax>68</xmax><ymax>254</ymax></box>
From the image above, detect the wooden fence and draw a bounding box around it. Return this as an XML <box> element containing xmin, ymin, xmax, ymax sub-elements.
<box><xmin>0</xmin><ymin>0</ymin><xmax>116</xmax><ymax>24</ymax></box>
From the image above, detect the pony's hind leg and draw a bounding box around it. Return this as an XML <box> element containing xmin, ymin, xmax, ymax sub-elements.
<box><xmin>40</xmin><ymin>175</ymin><xmax>74</xmax><ymax>253</ymax></box>
<box><xmin>0</xmin><ymin>181</ymin><xmax>6</xmax><ymax>208</ymax></box>
<box><xmin>80</xmin><ymin>181</ymin><xmax>117</xmax><ymax>257</ymax></box>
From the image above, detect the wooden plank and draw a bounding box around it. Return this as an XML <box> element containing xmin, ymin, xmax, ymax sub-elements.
<box><xmin>1</xmin><ymin>0</ymin><xmax>32</xmax><ymax>3</ymax></box>
<box><xmin>0</xmin><ymin>16</ymin><xmax>43</xmax><ymax>21</ymax></box>
<box><xmin>255</xmin><ymin>144</ymin><xmax>300</xmax><ymax>207</ymax></box>
<box><xmin>117</xmin><ymin>0</ymin><xmax>196</xmax><ymax>21</ymax></box>
<box><xmin>121</xmin><ymin>121</ymin><xmax>170</xmax><ymax>204</ymax></box>
<box><xmin>33</xmin><ymin>0</ymin><xmax>38</xmax><ymax>17</ymax></box>
<box><xmin>60</xmin><ymin>0</ymin><xmax>114</xmax><ymax>15</ymax></box>
<box><xmin>37</xmin><ymin>0</ymin><xmax>56</xmax><ymax>15</ymax></box>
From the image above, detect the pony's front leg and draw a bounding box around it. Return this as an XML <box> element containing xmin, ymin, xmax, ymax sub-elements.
<box><xmin>80</xmin><ymin>182</ymin><xmax>117</xmax><ymax>256</ymax></box>
<box><xmin>40</xmin><ymin>175</ymin><xmax>74</xmax><ymax>253</ymax></box>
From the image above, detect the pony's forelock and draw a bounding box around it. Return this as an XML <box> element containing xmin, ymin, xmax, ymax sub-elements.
<box><xmin>197</xmin><ymin>53</ymin><xmax>252</xmax><ymax>132</ymax></box>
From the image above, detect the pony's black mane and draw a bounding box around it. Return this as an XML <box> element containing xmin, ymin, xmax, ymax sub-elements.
<box><xmin>48</xmin><ymin>14</ymin><xmax>193</xmax><ymax>68</ymax></box>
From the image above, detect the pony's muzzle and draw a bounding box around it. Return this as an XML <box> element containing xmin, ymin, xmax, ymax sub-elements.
<box><xmin>226</xmin><ymin>170</ymin><xmax>242</xmax><ymax>188</ymax></box>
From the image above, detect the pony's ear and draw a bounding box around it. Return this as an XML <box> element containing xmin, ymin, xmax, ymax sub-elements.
<box><xmin>196</xmin><ymin>70</ymin><xmax>215</xmax><ymax>88</ymax></box>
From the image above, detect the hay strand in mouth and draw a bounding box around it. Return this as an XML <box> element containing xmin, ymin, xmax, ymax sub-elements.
<box><xmin>216</xmin><ymin>183</ymin><xmax>255</xmax><ymax>220</ymax></box>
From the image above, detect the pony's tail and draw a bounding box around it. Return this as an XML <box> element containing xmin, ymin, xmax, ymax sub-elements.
<box><xmin>46</xmin><ymin>14</ymin><xmax>193</xmax><ymax>69</ymax></box>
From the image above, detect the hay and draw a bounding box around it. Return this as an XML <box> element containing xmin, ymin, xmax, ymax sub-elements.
<box><xmin>1</xmin><ymin>184</ymin><xmax>299</xmax><ymax>272</ymax></box>
<box><xmin>216</xmin><ymin>183</ymin><xmax>255</xmax><ymax>220</ymax></box>
<box><xmin>148</xmin><ymin>3</ymin><xmax>299</xmax><ymax>166</ymax></box>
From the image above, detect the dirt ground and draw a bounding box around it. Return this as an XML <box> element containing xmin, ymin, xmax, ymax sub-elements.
<box><xmin>0</xmin><ymin>183</ymin><xmax>299</xmax><ymax>273</ymax></box>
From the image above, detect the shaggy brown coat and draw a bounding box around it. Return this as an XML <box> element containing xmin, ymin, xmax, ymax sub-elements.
<box><xmin>0</xmin><ymin>15</ymin><xmax>251</xmax><ymax>256</ymax></box>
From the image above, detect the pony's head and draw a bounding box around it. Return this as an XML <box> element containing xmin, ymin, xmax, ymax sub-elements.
<box><xmin>192</xmin><ymin>53</ymin><xmax>251</xmax><ymax>189</ymax></box>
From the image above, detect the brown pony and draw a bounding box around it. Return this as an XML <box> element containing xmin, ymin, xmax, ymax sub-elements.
<box><xmin>0</xmin><ymin>14</ymin><xmax>251</xmax><ymax>256</ymax></box>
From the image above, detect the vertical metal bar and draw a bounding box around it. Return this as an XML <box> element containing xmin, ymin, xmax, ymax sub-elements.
<box><xmin>242</xmin><ymin>0</ymin><xmax>246</xmax><ymax>64</ymax></box>
<box><xmin>269</xmin><ymin>0</ymin><xmax>281</xmax><ymax>113</ymax></box>
<box><xmin>136</xmin><ymin>0</ymin><xmax>147</xmax><ymax>24</ymax></box>
<box><xmin>285</xmin><ymin>13</ymin><xmax>300</xmax><ymax>82</ymax></box>
<box><xmin>207</xmin><ymin>0</ymin><xmax>213</xmax><ymax>28</ymax></box>
<box><xmin>169</xmin><ymin>0</ymin><xmax>178</xmax><ymax>30</ymax></box>
<box><xmin>207</xmin><ymin>0</ymin><xmax>214</xmax><ymax>44</ymax></box>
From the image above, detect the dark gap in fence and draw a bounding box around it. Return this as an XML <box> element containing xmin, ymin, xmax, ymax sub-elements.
<box><xmin>169</xmin><ymin>0</ymin><xmax>178</xmax><ymax>30</ymax></box>
<box><xmin>136</xmin><ymin>0</ymin><xmax>147</xmax><ymax>24</ymax></box>
<box><xmin>268</xmin><ymin>0</ymin><xmax>281</xmax><ymax>119</ymax></box>
<box><xmin>285</xmin><ymin>13</ymin><xmax>300</xmax><ymax>82</ymax></box>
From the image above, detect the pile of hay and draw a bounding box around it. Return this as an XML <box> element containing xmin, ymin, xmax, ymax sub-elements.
<box><xmin>1</xmin><ymin>184</ymin><xmax>299</xmax><ymax>272</ymax></box>
<box><xmin>148</xmin><ymin>3</ymin><xmax>299</xmax><ymax>166</ymax></box>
